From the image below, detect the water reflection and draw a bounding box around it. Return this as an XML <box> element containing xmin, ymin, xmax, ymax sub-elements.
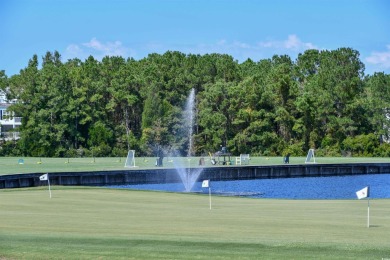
<box><xmin>108</xmin><ymin>174</ymin><xmax>390</xmax><ymax>199</ymax></box>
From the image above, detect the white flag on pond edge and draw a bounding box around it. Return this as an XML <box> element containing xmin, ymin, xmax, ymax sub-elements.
<box><xmin>40</xmin><ymin>173</ymin><xmax>48</xmax><ymax>181</ymax></box>
<box><xmin>202</xmin><ymin>180</ymin><xmax>209</xmax><ymax>188</ymax></box>
<box><xmin>356</xmin><ymin>186</ymin><xmax>369</xmax><ymax>199</ymax></box>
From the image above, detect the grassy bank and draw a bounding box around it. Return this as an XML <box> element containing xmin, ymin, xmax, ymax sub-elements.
<box><xmin>1</xmin><ymin>187</ymin><xmax>389</xmax><ymax>259</ymax></box>
<box><xmin>0</xmin><ymin>156</ymin><xmax>389</xmax><ymax>175</ymax></box>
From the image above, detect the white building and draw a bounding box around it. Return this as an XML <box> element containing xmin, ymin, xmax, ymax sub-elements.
<box><xmin>0</xmin><ymin>90</ymin><xmax>21</xmax><ymax>140</ymax></box>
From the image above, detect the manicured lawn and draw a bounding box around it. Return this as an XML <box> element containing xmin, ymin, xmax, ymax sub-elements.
<box><xmin>0</xmin><ymin>156</ymin><xmax>389</xmax><ymax>175</ymax></box>
<box><xmin>1</xmin><ymin>187</ymin><xmax>389</xmax><ymax>259</ymax></box>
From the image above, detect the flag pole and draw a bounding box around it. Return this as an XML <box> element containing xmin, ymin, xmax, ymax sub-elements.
<box><xmin>209</xmin><ymin>187</ymin><xmax>212</xmax><ymax>210</ymax></box>
<box><xmin>356</xmin><ymin>186</ymin><xmax>370</xmax><ymax>227</ymax></box>
<box><xmin>47</xmin><ymin>173</ymin><xmax>52</xmax><ymax>199</ymax></box>
<box><xmin>367</xmin><ymin>198</ymin><xmax>370</xmax><ymax>228</ymax></box>
<box><xmin>202</xmin><ymin>180</ymin><xmax>211</xmax><ymax>210</ymax></box>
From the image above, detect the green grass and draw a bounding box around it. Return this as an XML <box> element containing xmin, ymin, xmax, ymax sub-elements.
<box><xmin>0</xmin><ymin>156</ymin><xmax>389</xmax><ymax>175</ymax></box>
<box><xmin>1</xmin><ymin>187</ymin><xmax>390</xmax><ymax>259</ymax></box>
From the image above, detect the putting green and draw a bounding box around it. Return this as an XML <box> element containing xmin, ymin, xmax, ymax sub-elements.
<box><xmin>1</xmin><ymin>187</ymin><xmax>389</xmax><ymax>259</ymax></box>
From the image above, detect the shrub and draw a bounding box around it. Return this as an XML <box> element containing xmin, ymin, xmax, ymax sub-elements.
<box><xmin>342</xmin><ymin>134</ymin><xmax>379</xmax><ymax>157</ymax></box>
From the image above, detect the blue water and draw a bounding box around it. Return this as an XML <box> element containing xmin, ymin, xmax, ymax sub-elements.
<box><xmin>108</xmin><ymin>174</ymin><xmax>390</xmax><ymax>199</ymax></box>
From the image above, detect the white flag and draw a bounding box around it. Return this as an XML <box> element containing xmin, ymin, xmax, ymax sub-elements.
<box><xmin>202</xmin><ymin>180</ymin><xmax>209</xmax><ymax>188</ymax></box>
<box><xmin>356</xmin><ymin>186</ymin><xmax>369</xmax><ymax>199</ymax></box>
<box><xmin>40</xmin><ymin>174</ymin><xmax>48</xmax><ymax>181</ymax></box>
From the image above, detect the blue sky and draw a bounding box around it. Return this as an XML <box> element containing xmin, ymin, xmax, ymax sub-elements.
<box><xmin>1</xmin><ymin>0</ymin><xmax>389</xmax><ymax>76</ymax></box>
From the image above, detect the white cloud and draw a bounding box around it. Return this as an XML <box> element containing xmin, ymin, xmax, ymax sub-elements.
<box><xmin>284</xmin><ymin>35</ymin><xmax>301</xmax><ymax>49</ymax></box>
<box><xmin>169</xmin><ymin>35</ymin><xmax>319</xmax><ymax>62</ymax></box>
<box><xmin>64</xmin><ymin>38</ymin><xmax>134</xmax><ymax>61</ymax></box>
<box><xmin>259</xmin><ymin>34</ymin><xmax>318</xmax><ymax>52</ymax></box>
<box><xmin>65</xmin><ymin>44</ymin><xmax>83</xmax><ymax>56</ymax></box>
<box><xmin>233</xmin><ymin>41</ymin><xmax>250</xmax><ymax>49</ymax></box>
<box><xmin>82</xmin><ymin>38</ymin><xmax>128</xmax><ymax>56</ymax></box>
<box><xmin>64</xmin><ymin>35</ymin><xmax>319</xmax><ymax>64</ymax></box>
<box><xmin>365</xmin><ymin>45</ymin><xmax>390</xmax><ymax>69</ymax></box>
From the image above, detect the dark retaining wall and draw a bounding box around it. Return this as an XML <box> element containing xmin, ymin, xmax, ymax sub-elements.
<box><xmin>1</xmin><ymin>163</ymin><xmax>390</xmax><ymax>189</ymax></box>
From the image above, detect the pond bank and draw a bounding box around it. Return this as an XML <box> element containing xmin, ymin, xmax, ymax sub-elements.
<box><xmin>1</xmin><ymin>162</ymin><xmax>390</xmax><ymax>189</ymax></box>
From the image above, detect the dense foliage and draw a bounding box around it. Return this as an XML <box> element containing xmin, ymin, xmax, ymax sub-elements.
<box><xmin>1</xmin><ymin>48</ymin><xmax>389</xmax><ymax>157</ymax></box>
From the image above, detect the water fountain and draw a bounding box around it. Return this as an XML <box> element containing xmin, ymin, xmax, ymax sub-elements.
<box><xmin>174</xmin><ymin>88</ymin><xmax>203</xmax><ymax>192</ymax></box>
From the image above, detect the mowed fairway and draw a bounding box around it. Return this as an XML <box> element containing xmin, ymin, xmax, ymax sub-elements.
<box><xmin>1</xmin><ymin>187</ymin><xmax>390</xmax><ymax>259</ymax></box>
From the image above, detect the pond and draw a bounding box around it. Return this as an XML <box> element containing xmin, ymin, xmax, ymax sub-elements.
<box><xmin>107</xmin><ymin>173</ymin><xmax>390</xmax><ymax>199</ymax></box>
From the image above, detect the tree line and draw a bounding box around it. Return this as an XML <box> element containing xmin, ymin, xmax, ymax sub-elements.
<box><xmin>0</xmin><ymin>47</ymin><xmax>389</xmax><ymax>157</ymax></box>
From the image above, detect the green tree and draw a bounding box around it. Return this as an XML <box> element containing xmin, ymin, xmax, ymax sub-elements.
<box><xmin>295</xmin><ymin>48</ymin><xmax>365</xmax><ymax>154</ymax></box>
<box><xmin>0</xmin><ymin>70</ymin><xmax>7</xmax><ymax>92</ymax></box>
<box><xmin>3</xmin><ymin>48</ymin><xmax>388</xmax><ymax>157</ymax></box>
<box><xmin>88</xmin><ymin>121</ymin><xmax>113</xmax><ymax>156</ymax></box>
<box><xmin>8</xmin><ymin>54</ymin><xmax>42</xmax><ymax>156</ymax></box>
<box><xmin>197</xmin><ymin>80</ymin><xmax>235</xmax><ymax>153</ymax></box>
<box><xmin>294</xmin><ymin>49</ymin><xmax>322</xmax><ymax>151</ymax></box>
<box><xmin>364</xmin><ymin>72</ymin><xmax>390</xmax><ymax>142</ymax></box>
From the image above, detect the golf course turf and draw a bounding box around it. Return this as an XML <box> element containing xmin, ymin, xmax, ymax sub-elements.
<box><xmin>1</xmin><ymin>186</ymin><xmax>390</xmax><ymax>259</ymax></box>
<box><xmin>1</xmin><ymin>156</ymin><xmax>389</xmax><ymax>175</ymax></box>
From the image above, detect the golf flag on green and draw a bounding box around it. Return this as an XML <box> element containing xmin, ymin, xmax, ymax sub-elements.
<box><xmin>39</xmin><ymin>173</ymin><xmax>52</xmax><ymax>198</ymax></box>
<box><xmin>356</xmin><ymin>186</ymin><xmax>370</xmax><ymax>228</ymax></box>
<box><xmin>202</xmin><ymin>180</ymin><xmax>211</xmax><ymax>210</ymax></box>
<box><xmin>356</xmin><ymin>186</ymin><xmax>369</xmax><ymax>199</ymax></box>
